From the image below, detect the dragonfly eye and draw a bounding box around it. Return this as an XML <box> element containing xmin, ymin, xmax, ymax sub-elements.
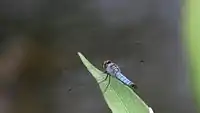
<box><xmin>103</xmin><ymin>60</ymin><xmax>112</xmax><ymax>69</ymax></box>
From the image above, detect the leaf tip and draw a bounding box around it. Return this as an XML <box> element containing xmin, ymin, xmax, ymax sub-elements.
<box><xmin>77</xmin><ymin>52</ymin><xmax>86</xmax><ymax>62</ymax></box>
<box><xmin>77</xmin><ymin>52</ymin><xmax>82</xmax><ymax>56</ymax></box>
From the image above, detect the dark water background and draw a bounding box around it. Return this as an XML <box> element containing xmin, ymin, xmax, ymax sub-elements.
<box><xmin>0</xmin><ymin>0</ymin><xmax>197</xmax><ymax>113</ymax></box>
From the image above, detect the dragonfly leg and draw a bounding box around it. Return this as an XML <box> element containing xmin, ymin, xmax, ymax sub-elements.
<box><xmin>99</xmin><ymin>72</ymin><xmax>109</xmax><ymax>84</ymax></box>
<box><xmin>103</xmin><ymin>74</ymin><xmax>111</xmax><ymax>93</ymax></box>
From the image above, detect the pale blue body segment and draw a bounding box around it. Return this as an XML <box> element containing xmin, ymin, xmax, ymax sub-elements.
<box><xmin>106</xmin><ymin>62</ymin><xmax>134</xmax><ymax>86</ymax></box>
<box><xmin>115</xmin><ymin>72</ymin><xmax>134</xmax><ymax>86</ymax></box>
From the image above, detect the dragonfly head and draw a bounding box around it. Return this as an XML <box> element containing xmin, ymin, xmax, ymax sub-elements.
<box><xmin>103</xmin><ymin>60</ymin><xmax>112</xmax><ymax>69</ymax></box>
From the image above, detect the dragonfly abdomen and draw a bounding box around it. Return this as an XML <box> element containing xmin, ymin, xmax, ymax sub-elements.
<box><xmin>115</xmin><ymin>72</ymin><xmax>133</xmax><ymax>86</ymax></box>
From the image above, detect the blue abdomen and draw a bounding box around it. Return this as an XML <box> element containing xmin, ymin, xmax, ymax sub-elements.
<box><xmin>115</xmin><ymin>72</ymin><xmax>133</xmax><ymax>86</ymax></box>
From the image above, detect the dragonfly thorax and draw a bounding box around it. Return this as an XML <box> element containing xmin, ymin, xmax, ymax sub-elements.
<box><xmin>106</xmin><ymin>62</ymin><xmax>121</xmax><ymax>76</ymax></box>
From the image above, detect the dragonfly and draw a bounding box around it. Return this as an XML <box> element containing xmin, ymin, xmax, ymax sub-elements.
<box><xmin>99</xmin><ymin>60</ymin><xmax>138</xmax><ymax>93</ymax></box>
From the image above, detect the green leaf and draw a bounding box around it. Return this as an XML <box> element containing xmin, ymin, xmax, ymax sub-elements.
<box><xmin>77</xmin><ymin>52</ymin><xmax>153</xmax><ymax>113</ymax></box>
<box><xmin>183</xmin><ymin>0</ymin><xmax>200</xmax><ymax>111</ymax></box>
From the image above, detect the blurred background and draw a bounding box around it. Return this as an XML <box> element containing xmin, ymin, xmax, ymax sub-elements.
<box><xmin>0</xmin><ymin>0</ymin><xmax>197</xmax><ymax>113</ymax></box>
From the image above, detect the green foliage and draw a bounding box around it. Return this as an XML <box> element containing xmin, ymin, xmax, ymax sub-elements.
<box><xmin>183</xmin><ymin>0</ymin><xmax>200</xmax><ymax>111</ymax></box>
<box><xmin>78</xmin><ymin>52</ymin><xmax>153</xmax><ymax>113</ymax></box>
